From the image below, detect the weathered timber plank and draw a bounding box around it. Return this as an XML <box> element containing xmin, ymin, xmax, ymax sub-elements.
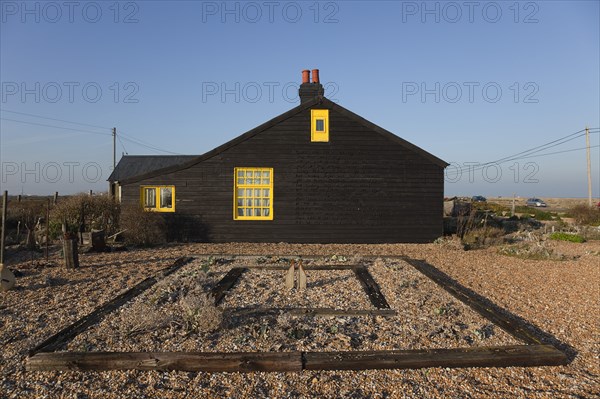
<box><xmin>227</xmin><ymin>307</ymin><xmax>397</xmax><ymax>318</ymax></box>
<box><xmin>28</xmin><ymin>257</ymin><xmax>194</xmax><ymax>356</ymax></box>
<box><xmin>403</xmin><ymin>258</ymin><xmax>543</xmax><ymax>345</ymax></box>
<box><xmin>27</xmin><ymin>345</ymin><xmax>567</xmax><ymax>372</ymax></box>
<box><xmin>240</xmin><ymin>264</ymin><xmax>357</xmax><ymax>270</ymax></box>
<box><xmin>27</xmin><ymin>351</ymin><xmax>303</xmax><ymax>372</ymax></box>
<box><xmin>352</xmin><ymin>266</ymin><xmax>390</xmax><ymax>309</ymax></box>
<box><xmin>211</xmin><ymin>267</ymin><xmax>247</xmax><ymax>305</ymax></box>
<box><xmin>303</xmin><ymin>345</ymin><xmax>568</xmax><ymax>371</ymax></box>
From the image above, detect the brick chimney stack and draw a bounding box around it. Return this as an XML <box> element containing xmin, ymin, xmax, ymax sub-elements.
<box><xmin>299</xmin><ymin>69</ymin><xmax>324</xmax><ymax>103</ymax></box>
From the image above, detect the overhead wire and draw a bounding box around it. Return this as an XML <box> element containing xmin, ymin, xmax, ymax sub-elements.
<box><xmin>454</xmin><ymin>128</ymin><xmax>599</xmax><ymax>173</ymax></box>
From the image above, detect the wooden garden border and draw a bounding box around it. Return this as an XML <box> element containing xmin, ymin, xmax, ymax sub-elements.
<box><xmin>26</xmin><ymin>255</ymin><xmax>568</xmax><ymax>372</ymax></box>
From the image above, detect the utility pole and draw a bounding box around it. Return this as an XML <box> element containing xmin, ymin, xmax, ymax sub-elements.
<box><xmin>585</xmin><ymin>127</ymin><xmax>592</xmax><ymax>207</ymax></box>
<box><xmin>112</xmin><ymin>127</ymin><xmax>117</xmax><ymax>170</ymax></box>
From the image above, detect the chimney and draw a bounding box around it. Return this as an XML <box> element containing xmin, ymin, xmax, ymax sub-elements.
<box><xmin>299</xmin><ymin>68</ymin><xmax>324</xmax><ymax>103</ymax></box>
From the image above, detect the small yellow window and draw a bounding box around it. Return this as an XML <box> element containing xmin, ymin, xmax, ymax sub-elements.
<box><xmin>140</xmin><ymin>185</ymin><xmax>175</xmax><ymax>212</ymax></box>
<box><xmin>234</xmin><ymin>167</ymin><xmax>273</xmax><ymax>220</ymax></box>
<box><xmin>311</xmin><ymin>109</ymin><xmax>329</xmax><ymax>142</ymax></box>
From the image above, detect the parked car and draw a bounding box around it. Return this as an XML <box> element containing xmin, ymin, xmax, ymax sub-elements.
<box><xmin>526</xmin><ymin>198</ymin><xmax>547</xmax><ymax>207</ymax></box>
<box><xmin>472</xmin><ymin>195</ymin><xmax>487</xmax><ymax>202</ymax></box>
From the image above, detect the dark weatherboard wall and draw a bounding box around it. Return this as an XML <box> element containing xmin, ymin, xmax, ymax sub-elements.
<box><xmin>119</xmin><ymin>99</ymin><xmax>446</xmax><ymax>243</ymax></box>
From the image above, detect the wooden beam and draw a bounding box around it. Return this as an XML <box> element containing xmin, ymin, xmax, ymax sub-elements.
<box><xmin>211</xmin><ymin>267</ymin><xmax>247</xmax><ymax>305</ymax></box>
<box><xmin>402</xmin><ymin>258</ymin><xmax>542</xmax><ymax>345</ymax></box>
<box><xmin>28</xmin><ymin>257</ymin><xmax>193</xmax><ymax>356</ymax></box>
<box><xmin>241</xmin><ymin>264</ymin><xmax>356</xmax><ymax>270</ymax></box>
<box><xmin>352</xmin><ymin>266</ymin><xmax>390</xmax><ymax>309</ymax></box>
<box><xmin>27</xmin><ymin>345</ymin><xmax>567</xmax><ymax>372</ymax></box>
<box><xmin>304</xmin><ymin>345</ymin><xmax>567</xmax><ymax>371</ymax></box>
<box><xmin>27</xmin><ymin>351</ymin><xmax>303</xmax><ymax>372</ymax></box>
<box><xmin>227</xmin><ymin>307</ymin><xmax>397</xmax><ymax>318</ymax></box>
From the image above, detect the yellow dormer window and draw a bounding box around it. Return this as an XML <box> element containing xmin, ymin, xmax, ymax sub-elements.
<box><xmin>311</xmin><ymin>109</ymin><xmax>329</xmax><ymax>142</ymax></box>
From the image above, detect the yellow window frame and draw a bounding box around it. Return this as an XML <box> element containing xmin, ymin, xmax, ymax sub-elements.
<box><xmin>140</xmin><ymin>185</ymin><xmax>176</xmax><ymax>212</ymax></box>
<box><xmin>233</xmin><ymin>167</ymin><xmax>273</xmax><ymax>220</ymax></box>
<box><xmin>311</xmin><ymin>109</ymin><xmax>329</xmax><ymax>142</ymax></box>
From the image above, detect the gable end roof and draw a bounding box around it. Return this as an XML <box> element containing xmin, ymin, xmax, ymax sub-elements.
<box><xmin>118</xmin><ymin>97</ymin><xmax>447</xmax><ymax>184</ymax></box>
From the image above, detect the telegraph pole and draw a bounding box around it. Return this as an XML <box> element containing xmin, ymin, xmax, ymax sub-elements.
<box><xmin>112</xmin><ymin>127</ymin><xmax>117</xmax><ymax>170</ymax></box>
<box><xmin>585</xmin><ymin>127</ymin><xmax>592</xmax><ymax>206</ymax></box>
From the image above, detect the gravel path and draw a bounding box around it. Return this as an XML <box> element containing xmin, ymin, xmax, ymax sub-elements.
<box><xmin>1</xmin><ymin>241</ymin><xmax>598</xmax><ymax>398</ymax></box>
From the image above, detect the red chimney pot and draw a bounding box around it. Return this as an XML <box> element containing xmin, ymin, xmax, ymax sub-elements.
<box><xmin>302</xmin><ymin>70</ymin><xmax>310</xmax><ymax>84</ymax></box>
<box><xmin>312</xmin><ymin>69</ymin><xmax>320</xmax><ymax>84</ymax></box>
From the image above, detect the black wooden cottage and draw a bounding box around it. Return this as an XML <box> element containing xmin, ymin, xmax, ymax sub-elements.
<box><xmin>108</xmin><ymin>70</ymin><xmax>448</xmax><ymax>243</ymax></box>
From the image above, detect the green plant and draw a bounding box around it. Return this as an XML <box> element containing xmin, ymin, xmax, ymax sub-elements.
<box><xmin>549</xmin><ymin>232</ymin><xmax>585</xmax><ymax>243</ymax></box>
<box><xmin>515</xmin><ymin>206</ymin><xmax>560</xmax><ymax>221</ymax></box>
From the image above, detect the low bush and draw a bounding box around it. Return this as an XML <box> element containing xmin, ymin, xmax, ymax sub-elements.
<box><xmin>119</xmin><ymin>204</ymin><xmax>166</xmax><ymax>246</ymax></box>
<box><xmin>566</xmin><ymin>204</ymin><xmax>600</xmax><ymax>226</ymax></box>
<box><xmin>515</xmin><ymin>206</ymin><xmax>561</xmax><ymax>221</ymax></box>
<box><xmin>179</xmin><ymin>292</ymin><xmax>223</xmax><ymax>334</ymax></box>
<box><xmin>461</xmin><ymin>226</ymin><xmax>505</xmax><ymax>249</ymax></box>
<box><xmin>549</xmin><ymin>232</ymin><xmax>586</xmax><ymax>243</ymax></box>
<box><xmin>498</xmin><ymin>243</ymin><xmax>568</xmax><ymax>261</ymax></box>
<box><xmin>51</xmin><ymin>194</ymin><xmax>120</xmax><ymax>236</ymax></box>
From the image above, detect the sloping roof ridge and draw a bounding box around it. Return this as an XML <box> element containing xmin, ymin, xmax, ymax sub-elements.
<box><xmin>119</xmin><ymin>98</ymin><xmax>320</xmax><ymax>184</ymax></box>
<box><xmin>321</xmin><ymin>98</ymin><xmax>448</xmax><ymax>167</ymax></box>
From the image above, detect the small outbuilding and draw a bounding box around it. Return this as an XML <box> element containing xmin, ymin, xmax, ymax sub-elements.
<box><xmin>108</xmin><ymin>70</ymin><xmax>448</xmax><ymax>243</ymax></box>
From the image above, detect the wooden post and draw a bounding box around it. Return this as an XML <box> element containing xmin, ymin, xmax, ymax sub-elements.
<box><xmin>89</xmin><ymin>190</ymin><xmax>93</xmax><ymax>196</ymax></box>
<box><xmin>297</xmin><ymin>262</ymin><xmax>306</xmax><ymax>290</ymax></box>
<box><xmin>585</xmin><ymin>127</ymin><xmax>593</xmax><ymax>207</ymax></box>
<box><xmin>62</xmin><ymin>219</ymin><xmax>79</xmax><ymax>269</ymax></box>
<box><xmin>511</xmin><ymin>194</ymin><xmax>516</xmax><ymax>217</ymax></box>
<box><xmin>0</xmin><ymin>191</ymin><xmax>7</xmax><ymax>265</ymax></box>
<box><xmin>285</xmin><ymin>261</ymin><xmax>295</xmax><ymax>289</ymax></box>
<box><xmin>63</xmin><ymin>237</ymin><xmax>79</xmax><ymax>269</ymax></box>
<box><xmin>45</xmin><ymin>199</ymin><xmax>50</xmax><ymax>262</ymax></box>
<box><xmin>53</xmin><ymin>192</ymin><xmax>58</xmax><ymax>205</ymax></box>
<box><xmin>17</xmin><ymin>194</ymin><xmax>21</xmax><ymax>203</ymax></box>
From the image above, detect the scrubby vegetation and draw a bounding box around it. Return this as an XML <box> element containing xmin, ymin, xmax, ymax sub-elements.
<box><xmin>119</xmin><ymin>204</ymin><xmax>166</xmax><ymax>246</ymax></box>
<box><xmin>498</xmin><ymin>242</ymin><xmax>569</xmax><ymax>261</ymax></box>
<box><xmin>549</xmin><ymin>232</ymin><xmax>586</xmax><ymax>243</ymax></box>
<box><xmin>566</xmin><ymin>204</ymin><xmax>600</xmax><ymax>226</ymax></box>
<box><xmin>51</xmin><ymin>194</ymin><xmax>120</xmax><ymax>238</ymax></box>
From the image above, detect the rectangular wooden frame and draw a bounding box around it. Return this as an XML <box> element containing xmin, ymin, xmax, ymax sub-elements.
<box><xmin>26</xmin><ymin>256</ymin><xmax>568</xmax><ymax>372</ymax></box>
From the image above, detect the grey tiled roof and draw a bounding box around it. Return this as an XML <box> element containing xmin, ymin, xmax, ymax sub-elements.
<box><xmin>107</xmin><ymin>155</ymin><xmax>197</xmax><ymax>182</ymax></box>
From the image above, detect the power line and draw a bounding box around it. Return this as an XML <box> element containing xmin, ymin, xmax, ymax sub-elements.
<box><xmin>455</xmin><ymin>128</ymin><xmax>599</xmax><ymax>173</ymax></box>
<box><xmin>116</xmin><ymin>134</ymin><xmax>128</xmax><ymax>155</ymax></box>
<box><xmin>516</xmin><ymin>145</ymin><xmax>600</xmax><ymax>160</ymax></box>
<box><xmin>0</xmin><ymin>109</ymin><xmax>112</xmax><ymax>131</ymax></box>
<box><xmin>118</xmin><ymin>135</ymin><xmax>183</xmax><ymax>155</ymax></box>
<box><xmin>1</xmin><ymin>113</ymin><xmax>182</xmax><ymax>155</ymax></box>
<box><xmin>0</xmin><ymin>117</ymin><xmax>112</xmax><ymax>136</ymax></box>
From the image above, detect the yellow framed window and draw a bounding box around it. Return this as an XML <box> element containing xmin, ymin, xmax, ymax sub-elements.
<box><xmin>311</xmin><ymin>109</ymin><xmax>329</xmax><ymax>142</ymax></box>
<box><xmin>140</xmin><ymin>185</ymin><xmax>175</xmax><ymax>212</ymax></box>
<box><xmin>234</xmin><ymin>167</ymin><xmax>273</xmax><ymax>220</ymax></box>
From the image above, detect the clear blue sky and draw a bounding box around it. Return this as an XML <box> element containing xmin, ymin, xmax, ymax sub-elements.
<box><xmin>1</xmin><ymin>0</ymin><xmax>599</xmax><ymax>198</ymax></box>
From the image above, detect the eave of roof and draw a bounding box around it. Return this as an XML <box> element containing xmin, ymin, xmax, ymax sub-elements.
<box><xmin>118</xmin><ymin>97</ymin><xmax>447</xmax><ymax>184</ymax></box>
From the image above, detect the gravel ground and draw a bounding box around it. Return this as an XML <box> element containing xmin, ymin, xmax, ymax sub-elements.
<box><xmin>1</xmin><ymin>240</ymin><xmax>598</xmax><ymax>398</ymax></box>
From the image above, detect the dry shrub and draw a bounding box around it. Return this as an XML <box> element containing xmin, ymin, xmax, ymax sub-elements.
<box><xmin>51</xmin><ymin>194</ymin><xmax>119</xmax><ymax>236</ymax></box>
<box><xmin>568</xmin><ymin>204</ymin><xmax>600</xmax><ymax>226</ymax></box>
<box><xmin>119</xmin><ymin>204</ymin><xmax>166</xmax><ymax>246</ymax></box>
<box><xmin>120</xmin><ymin>302</ymin><xmax>175</xmax><ymax>337</ymax></box>
<box><xmin>462</xmin><ymin>227</ymin><xmax>505</xmax><ymax>249</ymax></box>
<box><xmin>498</xmin><ymin>242</ymin><xmax>568</xmax><ymax>261</ymax></box>
<box><xmin>9</xmin><ymin>200</ymin><xmax>46</xmax><ymax>248</ymax></box>
<box><xmin>179</xmin><ymin>292</ymin><xmax>222</xmax><ymax>334</ymax></box>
